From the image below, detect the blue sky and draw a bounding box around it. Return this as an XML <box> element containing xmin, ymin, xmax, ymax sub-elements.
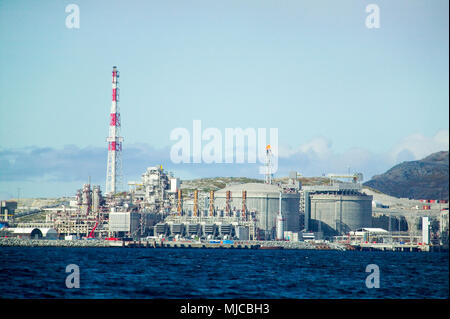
<box><xmin>0</xmin><ymin>0</ymin><xmax>448</xmax><ymax>198</ymax></box>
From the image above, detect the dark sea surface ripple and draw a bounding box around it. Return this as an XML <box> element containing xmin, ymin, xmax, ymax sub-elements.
<box><xmin>0</xmin><ymin>247</ymin><xmax>448</xmax><ymax>299</ymax></box>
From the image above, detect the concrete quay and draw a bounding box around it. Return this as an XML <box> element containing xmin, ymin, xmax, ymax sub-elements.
<box><xmin>351</xmin><ymin>242</ymin><xmax>448</xmax><ymax>252</ymax></box>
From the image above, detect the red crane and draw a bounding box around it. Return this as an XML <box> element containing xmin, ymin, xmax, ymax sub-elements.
<box><xmin>87</xmin><ymin>222</ymin><xmax>99</xmax><ymax>239</ymax></box>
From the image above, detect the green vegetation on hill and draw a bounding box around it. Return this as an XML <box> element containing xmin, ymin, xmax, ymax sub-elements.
<box><xmin>274</xmin><ymin>176</ymin><xmax>330</xmax><ymax>186</ymax></box>
<box><xmin>180</xmin><ymin>176</ymin><xmax>331</xmax><ymax>192</ymax></box>
<box><xmin>180</xmin><ymin>177</ymin><xmax>264</xmax><ymax>192</ymax></box>
<box><xmin>14</xmin><ymin>211</ymin><xmax>47</xmax><ymax>223</ymax></box>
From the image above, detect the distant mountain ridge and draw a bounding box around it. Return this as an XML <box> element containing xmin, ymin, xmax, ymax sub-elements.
<box><xmin>364</xmin><ymin>151</ymin><xmax>449</xmax><ymax>200</ymax></box>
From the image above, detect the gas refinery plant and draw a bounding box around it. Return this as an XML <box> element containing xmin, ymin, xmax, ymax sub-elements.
<box><xmin>6</xmin><ymin>66</ymin><xmax>378</xmax><ymax>242</ymax></box>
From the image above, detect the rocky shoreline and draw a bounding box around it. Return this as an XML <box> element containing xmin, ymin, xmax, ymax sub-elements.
<box><xmin>0</xmin><ymin>238</ymin><xmax>349</xmax><ymax>250</ymax></box>
<box><xmin>0</xmin><ymin>238</ymin><xmax>112</xmax><ymax>247</ymax></box>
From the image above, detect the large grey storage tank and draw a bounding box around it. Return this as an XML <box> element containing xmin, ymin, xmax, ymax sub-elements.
<box><xmin>309</xmin><ymin>193</ymin><xmax>372</xmax><ymax>235</ymax></box>
<box><xmin>215</xmin><ymin>183</ymin><xmax>300</xmax><ymax>239</ymax></box>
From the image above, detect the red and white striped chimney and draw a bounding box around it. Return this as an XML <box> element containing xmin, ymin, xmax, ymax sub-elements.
<box><xmin>106</xmin><ymin>66</ymin><xmax>123</xmax><ymax>194</ymax></box>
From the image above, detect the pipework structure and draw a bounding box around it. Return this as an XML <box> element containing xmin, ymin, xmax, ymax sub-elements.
<box><xmin>48</xmin><ymin>183</ymin><xmax>107</xmax><ymax>238</ymax></box>
<box><xmin>193</xmin><ymin>190</ymin><xmax>199</xmax><ymax>217</ymax></box>
<box><xmin>225</xmin><ymin>191</ymin><xmax>231</xmax><ymax>217</ymax></box>
<box><xmin>242</xmin><ymin>190</ymin><xmax>247</xmax><ymax>220</ymax></box>
<box><xmin>162</xmin><ymin>187</ymin><xmax>259</xmax><ymax>240</ymax></box>
<box><xmin>106</xmin><ymin>66</ymin><xmax>124</xmax><ymax>195</ymax></box>
<box><xmin>177</xmin><ymin>189</ymin><xmax>183</xmax><ymax>216</ymax></box>
<box><xmin>128</xmin><ymin>166</ymin><xmax>178</xmax><ymax>213</ymax></box>
<box><xmin>209</xmin><ymin>191</ymin><xmax>215</xmax><ymax>217</ymax></box>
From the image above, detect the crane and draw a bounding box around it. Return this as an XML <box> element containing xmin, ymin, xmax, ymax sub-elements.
<box><xmin>87</xmin><ymin>221</ymin><xmax>99</xmax><ymax>239</ymax></box>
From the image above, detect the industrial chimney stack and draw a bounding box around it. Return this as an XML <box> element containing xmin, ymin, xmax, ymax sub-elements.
<box><xmin>106</xmin><ymin>66</ymin><xmax>124</xmax><ymax>194</ymax></box>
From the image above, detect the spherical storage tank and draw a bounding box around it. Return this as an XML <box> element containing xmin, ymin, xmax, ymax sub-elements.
<box><xmin>309</xmin><ymin>193</ymin><xmax>372</xmax><ymax>235</ymax></box>
<box><xmin>215</xmin><ymin>183</ymin><xmax>300</xmax><ymax>239</ymax></box>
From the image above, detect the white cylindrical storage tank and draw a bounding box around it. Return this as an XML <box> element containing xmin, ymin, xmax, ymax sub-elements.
<box><xmin>276</xmin><ymin>212</ymin><xmax>284</xmax><ymax>240</ymax></box>
<box><xmin>276</xmin><ymin>192</ymin><xmax>284</xmax><ymax>240</ymax></box>
<box><xmin>92</xmin><ymin>185</ymin><xmax>102</xmax><ymax>212</ymax></box>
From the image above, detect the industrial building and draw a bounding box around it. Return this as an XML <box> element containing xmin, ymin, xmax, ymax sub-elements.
<box><xmin>301</xmin><ymin>176</ymin><xmax>373</xmax><ymax>237</ymax></box>
<box><xmin>1</xmin><ymin>227</ymin><xmax>58</xmax><ymax>239</ymax></box>
<box><xmin>44</xmin><ymin>159</ymin><xmax>176</xmax><ymax>239</ymax></box>
<box><xmin>152</xmin><ymin>180</ymin><xmax>301</xmax><ymax>241</ymax></box>
<box><xmin>1</xmin><ymin>200</ymin><xmax>17</xmax><ymax>222</ymax></box>
<box><xmin>128</xmin><ymin>165</ymin><xmax>179</xmax><ymax>213</ymax></box>
<box><xmin>346</xmin><ymin>228</ymin><xmax>388</xmax><ymax>242</ymax></box>
<box><xmin>109</xmin><ymin>211</ymin><xmax>140</xmax><ymax>237</ymax></box>
<box><xmin>46</xmin><ymin>183</ymin><xmax>109</xmax><ymax>238</ymax></box>
<box><xmin>215</xmin><ymin>183</ymin><xmax>300</xmax><ymax>239</ymax></box>
<box><xmin>157</xmin><ymin>186</ymin><xmax>257</xmax><ymax>240</ymax></box>
<box><xmin>108</xmin><ymin>210</ymin><xmax>162</xmax><ymax>238</ymax></box>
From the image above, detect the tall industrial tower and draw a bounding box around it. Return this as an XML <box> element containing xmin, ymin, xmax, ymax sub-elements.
<box><xmin>264</xmin><ymin>144</ymin><xmax>273</xmax><ymax>184</ymax></box>
<box><xmin>106</xmin><ymin>66</ymin><xmax>123</xmax><ymax>195</ymax></box>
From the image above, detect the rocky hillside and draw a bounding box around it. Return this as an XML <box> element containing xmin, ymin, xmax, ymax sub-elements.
<box><xmin>364</xmin><ymin>151</ymin><xmax>449</xmax><ymax>200</ymax></box>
